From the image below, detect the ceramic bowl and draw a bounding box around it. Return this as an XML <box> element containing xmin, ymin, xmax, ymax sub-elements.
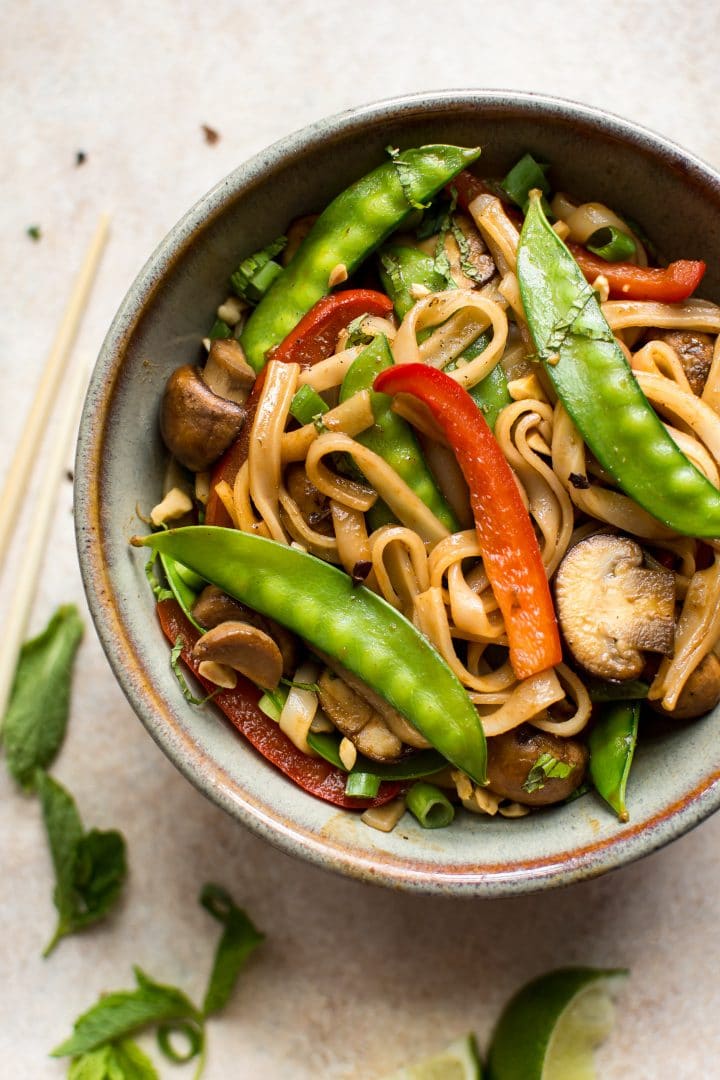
<box><xmin>75</xmin><ymin>90</ymin><xmax>720</xmax><ymax>896</ymax></box>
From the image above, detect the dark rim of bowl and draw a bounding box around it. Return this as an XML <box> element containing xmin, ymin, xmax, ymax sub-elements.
<box><xmin>75</xmin><ymin>89</ymin><xmax>720</xmax><ymax>897</ymax></box>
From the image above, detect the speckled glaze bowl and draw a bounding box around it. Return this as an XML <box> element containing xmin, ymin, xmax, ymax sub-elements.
<box><xmin>75</xmin><ymin>90</ymin><xmax>720</xmax><ymax>896</ymax></box>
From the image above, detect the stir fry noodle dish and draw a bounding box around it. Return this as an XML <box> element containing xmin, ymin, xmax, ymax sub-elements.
<box><xmin>133</xmin><ymin>144</ymin><xmax>720</xmax><ymax>834</ymax></box>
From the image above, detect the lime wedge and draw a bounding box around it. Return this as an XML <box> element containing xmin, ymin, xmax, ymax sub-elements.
<box><xmin>382</xmin><ymin>1033</ymin><xmax>483</xmax><ymax>1079</ymax></box>
<box><xmin>487</xmin><ymin>967</ymin><xmax>627</xmax><ymax>1080</ymax></box>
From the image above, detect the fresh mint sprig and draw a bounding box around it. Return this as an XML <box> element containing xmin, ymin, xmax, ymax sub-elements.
<box><xmin>37</xmin><ymin>771</ymin><xmax>127</xmax><ymax>956</ymax></box>
<box><xmin>52</xmin><ymin>884</ymin><xmax>264</xmax><ymax>1076</ymax></box>
<box><xmin>2</xmin><ymin>604</ymin><xmax>83</xmax><ymax>789</ymax></box>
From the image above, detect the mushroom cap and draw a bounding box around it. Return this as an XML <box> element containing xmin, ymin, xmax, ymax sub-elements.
<box><xmin>555</xmin><ymin>533</ymin><xmax>675</xmax><ymax>680</ymax></box>
<box><xmin>486</xmin><ymin>725</ymin><xmax>588</xmax><ymax>807</ymax></box>
<box><xmin>159</xmin><ymin>364</ymin><xmax>245</xmax><ymax>471</ymax></box>
<box><xmin>192</xmin><ymin>586</ymin><xmax>297</xmax><ymax>676</ymax></box>
<box><xmin>651</xmin><ymin>652</ymin><xmax>720</xmax><ymax>720</ymax></box>
<box><xmin>192</xmin><ymin>620</ymin><xmax>283</xmax><ymax>691</ymax></box>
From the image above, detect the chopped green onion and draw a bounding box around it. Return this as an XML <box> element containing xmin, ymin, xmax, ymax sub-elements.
<box><xmin>586</xmin><ymin>226</ymin><xmax>636</xmax><ymax>262</ymax></box>
<box><xmin>257</xmin><ymin>686</ymin><xmax>289</xmax><ymax>722</ymax></box>
<box><xmin>230</xmin><ymin>236</ymin><xmax>287</xmax><ymax>303</ymax></box>
<box><xmin>208</xmin><ymin>317</ymin><xmax>232</xmax><ymax>340</ymax></box>
<box><xmin>157</xmin><ymin>1021</ymin><xmax>203</xmax><ymax>1064</ymax></box>
<box><xmin>406</xmin><ymin>781</ymin><xmax>455</xmax><ymax>829</ymax></box>
<box><xmin>345</xmin><ymin>772</ymin><xmax>381</xmax><ymax>798</ymax></box>
<box><xmin>502</xmin><ymin>153</ymin><xmax>551</xmax><ymax>213</ymax></box>
<box><xmin>290</xmin><ymin>384</ymin><xmax>330</xmax><ymax>426</ymax></box>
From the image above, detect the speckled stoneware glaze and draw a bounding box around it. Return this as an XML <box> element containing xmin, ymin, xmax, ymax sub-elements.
<box><xmin>76</xmin><ymin>90</ymin><xmax>720</xmax><ymax>896</ymax></box>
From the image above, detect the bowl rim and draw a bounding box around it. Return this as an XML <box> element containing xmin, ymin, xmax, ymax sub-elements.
<box><xmin>75</xmin><ymin>88</ymin><xmax>720</xmax><ymax>897</ymax></box>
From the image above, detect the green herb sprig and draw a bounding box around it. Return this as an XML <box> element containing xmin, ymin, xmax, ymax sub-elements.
<box><xmin>522</xmin><ymin>753</ymin><xmax>573</xmax><ymax>795</ymax></box>
<box><xmin>2</xmin><ymin>605</ymin><xmax>84</xmax><ymax>789</ymax></box>
<box><xmin>37</xmin><ymin>771</ymin><xmax>127</xmax><ymax>956</ymax></box>
<box><xmin>53</xmin><ymin>885</ymin><xmax>264</xmax><ymax>1076</ymax></box>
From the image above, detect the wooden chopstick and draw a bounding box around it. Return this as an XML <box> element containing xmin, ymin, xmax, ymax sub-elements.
<box><xmin>0</xmin><ymin>356</ymin><xmax>92</xmax><ymax>720</ymax></box>
<box><xmin>0</xmin><ymin>214</ymin><xmax>109</xmax><ymax>571</ymax></box>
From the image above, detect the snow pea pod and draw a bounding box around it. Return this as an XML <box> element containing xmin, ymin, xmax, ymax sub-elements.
<box><xmin>241</xmin><ymin>144</ymin><xmax>481</xmax><ymax>372</ymax></box>
<box><xmin>379</xmin><ymin>245</ymin><xmax>511</xmax><ymax>430</ymax></box>
<box><xmin>339</xmin><ymin>334</ymin><xmax>458</xmax><ymax>532</ymax></box>
<box><xmin>518</xmin><ymin>191</ymin><xmax>720</xmax><ymax>538</ymax></box>
<box><xmin>136</xmin><ymin>526</ymin><xmax>487</xmax><ymax>785</ymax></box>
<box><xmin>379</xmin><ymin>244</ymin><xmax>448</xmax><ymax>319</ymax></box>
<box><xmin>588</xmin><ymin>701</ymin><xmax>639</xmax><ymax>822</ymax></box>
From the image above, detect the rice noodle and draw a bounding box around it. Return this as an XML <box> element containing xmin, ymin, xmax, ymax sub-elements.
<box><xmin>249</xmin><ymin>360</ymin><xmax>299</xmax><ymax>542</ymax></box>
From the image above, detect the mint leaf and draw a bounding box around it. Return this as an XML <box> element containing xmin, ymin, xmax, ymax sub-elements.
<box><xmin>37</xmin><ymin>772</ymin><xmax>127</xmax><ymax>955</ymax></box>
<box><xmin>68</xmin><ymin>1039</ymin><xmax>159</xmax><ymax>1079</ymax></box>
<box><xmin>522</xmin><ymin>752</ymin><xmax>573</xmax><ymax>794</ymax></box>
<box><xmin>52</xmin><ymin>967</ymin><xmax>202</xmax><ymax>1057</ymax></box>
<box><xmin>2</xmin><ymin>605</ymin><xmax>83</xmax><ymax>789</ymax></box>
<box><xmin>200</xmin><ymin>884</ymin><xmax>265</xmax><ymax>1016</ymax></box>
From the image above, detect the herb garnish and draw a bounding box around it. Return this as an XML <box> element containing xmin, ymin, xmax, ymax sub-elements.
<box><xmin>52</xmin><ymin>885</ymin><xmax>264</xmax><ymax>1076</ymax></box>
<box><xmin>2</xmin><ymin>605</ymin><xmax>84</xmax><ymax>790</ymax></box>
<box><xmin>522</xmin><ymin>752</ymin><xmax>573</xmax><ymax>794</ymax></box>
<box><xmin>27</xmin><ymin>224</ymin><xmax>42</xmax><ymax>241</ymax></box>
<box><xmin>170</xmin><ymin>639</ymin><xmax>219</xmax><ymax>706</ymax></box>
<box><xmin>37</xmin><ymin>770</ymin><xmax>127</xmax><ymax>956</ymax></box>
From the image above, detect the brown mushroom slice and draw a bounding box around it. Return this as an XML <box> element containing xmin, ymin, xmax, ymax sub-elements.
<box><xmin>192</xmin><ymin>586</ymin><xmax>297</xmax><ymax>676</ymax></box>
<box><xmin>555</xmin><ymin>533</ymin><xmax>675</xmax><ymax>680</ymax></box>
<box><xmin>653</xmin><ymin>329</ymin><xmax>714</xmax><ymax>396</ymax></box>
<box><xmin>317</xmin><ymin>669</ymin><xmax>403</xmax><ymax>762</ymax></box>
<box><xmin>486</xmin><ymin>725</ymin><xmax>588</xmax><ymax>807</ymax></box>
<box><xmin>160</xmin><ymin>364</ymin><xmax>245</xmax><ymax>471</ymax></box>
<box><xmin>316</xmin><ymin>652</ymin><xmax>430</xmax><ymax>749</ymax></box>
<box><xmin>192</xmin><ymin>620</ymin><xmax>283</xmax><ymax>691</ymax></box>
<box><xmin>203</xmin><ymin>338</ymin><xmax>256</xmax><ymax>404</ymax></box>
<box><xmin>650</xmin><ymin>653</ymin><xmax>720</xmax><ymax>720</ymax></box>
<box><xmin>284</xmin><ymin>463</ymin><xmax>334</xmax><ymax>536</ymax></box>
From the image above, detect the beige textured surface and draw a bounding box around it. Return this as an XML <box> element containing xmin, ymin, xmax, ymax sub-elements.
<box><xmin>2</xmin><ymin>1</ymin><xmax>720</xmax><ymax>1075</ymax></box>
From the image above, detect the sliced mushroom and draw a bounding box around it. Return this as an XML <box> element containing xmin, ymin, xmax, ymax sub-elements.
<box><xmin>317</xmin><ymin>669</ymin><xmax>403</xmax><ymax>762</ymax></box>
<box><xmin>486</xmin><ymin>725</ymin><xmax>588</xmax><ymax>807</ymax></box>
<box><xmin>555</xmin><ymin>533</ymin><xmax>675</xmax><ymax>680</ymax></box>
<box><xmin>203</xmin><ymin>338</ymin><xmax>255</xmax><ymax>404</ymax></box>
<box><xmin>160</xmin><ymin>364</ymin><xmax>245</xmax><ymax>471</ymax></box>
<box><xmin>653</xmin><ymin>329</ymin><xmax>714</xmax><ymax>396</ymax></box>
<box><xmin>444</xmin><ymin>212</ymin><xmax>495</xmax><ymax>288</ymax></box>
<box><xmin>284</xmin><ymin>463</ymin><xmax>334</xmax><ymax>536</ymax></box>
<box><xmin>316</xmin><ymin>652</ymin><xmax>430</xmax><ymax>749</ymax></box>
<box><xmin>650</xmin><ymin>653</ymin><xmax>720</xmax><ymax>720</ymax></box>
<box><xmin>192</xmin><ymin>586</ymin><xmax>297</xmax><ymax>676</ymax></box>
<box><xmin>192</xmin><ymin>620</ymin><xmax>283</xmax><ymax>691</ymax></box>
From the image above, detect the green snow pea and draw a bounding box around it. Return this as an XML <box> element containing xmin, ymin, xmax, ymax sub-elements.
<box><xmin>136</xmin><ymin>526</ymin><xmax>487</xmax><ymax>785</ymax></box>
<box><xmin>307</xmin><ymin>729</ymin><xmax>446</xmax><ymax>780</ymax></box>
<box><xmin>241</xmin><ymin>144</ymin><xmax>481</xmax><ymax>372</ymax></box>
<box><xmin>589</xmin><ymin>701</ymin><xmax>639</xmax><ymax>822</ymax></box>
<box><xmin>379</xmin><ymin>244</ymin><xmax>511</xmax><ymax>430</ymax></box>
<box><xmin>518</xmin><ymin>190</ymin><xmax>720</xmax><ymax>538</ymax></box>
<box><xmin>339</xmin><ymin>334</ymin><xmax>458</xmax><ymax>532</ymax></box>
<box><xmin>379</xmin><ymin>244</ymin><xmax>448</xmax><ymax>320</ymax></box>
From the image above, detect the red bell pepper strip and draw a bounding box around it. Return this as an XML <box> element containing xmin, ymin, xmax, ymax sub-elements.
<box><xmin>270</xmin><ymin>288</ymin><xmax>393</xmax><ymax>367</ymax></box>
<box><xmin>374</xmin><ymin>364</ymin><xmax>562</xmax><ymax>680</ymax></box>
<box><xmin>157</xmin><ymin>598</ymin><xmax>402</xmax><ymax>809</ymax></box>
<box><xmin>205</xmin><ymin>289</ymin><xmax>393</xmax><ymax>527</ymax></box>
<box><xmin>568</xmin><ymin>243</ymin><xmax>706</xmax><ymax>302</ymax></box>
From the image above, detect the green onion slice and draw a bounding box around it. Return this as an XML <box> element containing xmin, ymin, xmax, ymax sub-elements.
<box><xmin>406</xmin><ymin>781</ymin><xmax>455</xmax><ymax>829</ymax></box>
<box><xmin>586</xmin><ymin>226</ymin><xmax>636</xmax><ymax>262</ymax></box>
